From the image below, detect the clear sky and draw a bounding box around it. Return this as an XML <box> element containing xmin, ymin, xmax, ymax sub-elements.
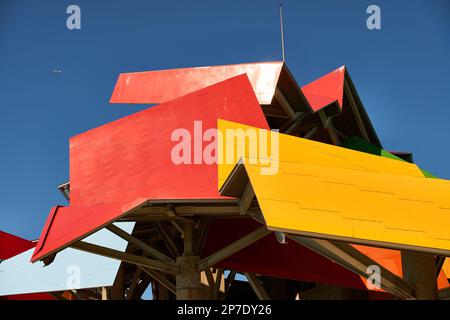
<box><xmin>1</xmin><ymin>0</ymin><xmax>449</xmax><ymax>242</ymax></box>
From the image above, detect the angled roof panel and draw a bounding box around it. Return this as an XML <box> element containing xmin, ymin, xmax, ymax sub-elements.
<box><xmin>31</xmin><ymin>201</ymin><xmax>143</xmax><ymax>262</ymax></box>
<box><xmin>0</xmin><ymin>231</ymin><xmax>35</xmax><ymax>260</ymax></box>
<box><xmin>110</xmin><ymin>61</ymin><xmax>284</xmax><ymax>105</ymax></box>
<box><xmin>1</xmin><ymin>222</ymin><xmax>134</xmax><ymax>296</ymax></box>
<box><xmin>217</xmin><ymin>119</ymin><xmax>422</xmax><ymax>190</ymax></box>
<box><xmin>301</xmin><ymin>66</ymin><xmax>345</xmax><ymax>112</ymax></box>
<box><xmin>32</xmin><ymin>75</ymin><xmax>269</xmax><ymax>262</ymax></box>
<box><xmin>218</xmin><ymin>120</ymin><xmax>450</xmax><ymax>256</ymax></box>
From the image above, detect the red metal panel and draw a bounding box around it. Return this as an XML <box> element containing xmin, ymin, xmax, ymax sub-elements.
<box><xmin>110</xmin><ymin>62</ymin><xmax>348</xmax><ymax>115</ymax></box>
<box><xmin>72</xmin><ymin>74</ymin><xmax>269</xmax><ymax>206</ymax></box>
<box><xmin>110</xmin><ymin>62</ymin><xmax>283</xmax><ymax>105</ymax></box>
<box><xmin>6</xmin><ymin>293</ymin><xmax>56</xmax><ymax>300</ymax></box>
<box><xmin>0</xmin><ymin>231</ymin><xmax>55</xmax><ymax>300</ymax></box>
<box><xmin>204</xmin><ymin>219</ymin><xmax>450</xmax><ymax>291</ymax></box>
<box><xmin>301</xmin><ymin>66</ymin><xmax>346</xmax><ymax>112</ymax></box>
<box><xmin>31</xmin><ymin>202</ymin><xmax>141</xmax><ymax>261</ymax></box>
<box><xmin>32</xmin><ymin>74</ymin><xmax>269</xmax><ymax>262</ymax></box>
<box><xmin>202</xmin><ymin>219</ymin><xmax>368</xmax><ymax>290</ymax></box>
<box><xmin>0</xmin><ymin>231</ymin><xmax>35</xmax><ymax>260</ymax></box>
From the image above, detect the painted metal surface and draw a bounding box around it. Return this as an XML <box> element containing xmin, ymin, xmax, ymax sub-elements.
<box><xmin>203</xmin><ymin>219</ymin><xmax>449</xmax><ymax>291</ymax></box>
<box><xmin>110</xmin><ymin>62</ymin><xmax>283</xmax><ymax>105</ymax></box>
<box><xmin>0</xmin><ymin>222</ymin><xmax>134</xmax><ymax>296</ymax></box>
<box><xmin>217</xmin><ymin>120</ymin><xmax>422</xmax><ymax>190</ymax></box>
<box><xmin>202</xmin><ymin>219</ymin><xmax>368</xmax><ymax>289</ymax></box>
<box><xmin>0</xmin><ymin>231</ymin><xmax>35</xmax><ymax>260</ymax></box>
<box><xmin>443</xmin><ymin>259</ymin><xmax>450</xmax><ymax>277</ymax></box>
<box><xmin>32</xmin><ymin>74</ymin><xmax>269</xmax><ymax>262</ymax></box>
<box><xmin>301</xmin><ymin>66</ymin><xmax>346</xmax><ymax>112</ymax></box>
<box><xmin>218</xmin><ymin>120</ymin><xmax>450</xmax><ymax>256</ymax></box>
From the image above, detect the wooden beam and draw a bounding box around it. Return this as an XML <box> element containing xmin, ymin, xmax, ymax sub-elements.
<box><xmin>334</xmin><ymin>127</ymin><xmax>349</xmax><ymax>140</ymax></box>
<box><xmin>249</xmin><ymin>209</ymin><xmax>413</xmax><ymax>299</ymax></box>
<box><xmin>126</xmin><ymin>268</ymin><xmax>143</xmax><ymax>300</ymax></box>
<box><xmin>275</xmin><ymin>87</ymin><xmax>296</xmax><ymax>119</ymax></box>
<box><xmin>261</xmin><ymin>105</ymin><xmax>290</xmax><ymax>118</ymax></box>
<box><xmin>213</xmin><ymin>268</ymin><xmax>224</xmax><ymax>300</ymax></box>
<box><xmin>283</xmin><ymin>112</ymin><xmax>310</xmax><ymax>134</ymax></box>
<box><xmin>288</xmin><ymin>235</ymin><xmax>415</xmax><ymax>299</ymax></box>
<box><xmin>48</xmin><ymin>291</ymin><xmax>67</xmax><ymax>300</ymax></box>
<box><xmin>244</xmin><ymin>273</ymin><xmax>270</xmax><ymax>300</ymax></box>
<box><xmin>436</xmin><ymin>256</ymin><xmax>446</xmax><ymax>276</ymax></box>
<box><xmin>154</xmin><ymin>222</ymin><xmax>181</xmax><ymax>257</ymax></box>
<box><xmin>193</xmin><ymin>220</ymin><xmax>210</xmax><ymax>255</ymax></box>
<box><xmin>110</xmin><ymin>264</ymin><xmax>125</xmax><ymax>300</ymax></box>
<box><xmin>71</xmin><ymin>241</ymin><xmax>177</xmax><ymax>274</ymax></box>
<box><xmin>126</xmin><ymin>206</ymin><xmax>236</xmax><ymax>219</ymax></box>
<box><xmin>140</xmin><ymin>267</ymin><xmax>176</xmax><ymax>295</ymax></box>
<box><xmin>303</xmin><ymin>126</ymin><xmax>319</xmax><ymax>139</ymax></box>
<box><xmin>247</xmin><ymin>206</ymin><xmax>413</xmax><ymax>299</ymax></box>
<box><xmin>204</xmin><ymin>268</ymin><xmax>215</xmax><ymax>295</ymax></box>
<box><xmin>402</xmin><ymin>251</ymin><xmax>437</xmax><ymax>299</ymax></box>
<box><xmin>344</xmin><ymin>81</ymin><xmax>370</xmax><ymax>141</ymax></box>
<box><xmin>106</xmin><ymin>224</ymin><xmax>174</xmax><ymax>263</ymax></box>
<box><xmin>239</xmin><ymin>183</ymin><xmax>254</xmax><ymax>215</ymax></box>
<box><xmin>224</xmin><ymin>270</ymin><xmax>236</xmax><ymax>299</ymax></box>
<box><xmin>318</xmin><ymin>110</ymin><xmax>340</xmax><ymax>145</ymax></box>
<box><xmin>197</xmin><ymin>227</ymin><xmax>271</xmax><ymax>271</ymax></box>
<box><xmin>183</xmin><ymin>221</ymin><xmax>193</xmax><ymax>255</ymax></box>
<box><xmin>438</xmin><ymin>287</ymin><xmax>450</xmax><ymax>300</ymax></box>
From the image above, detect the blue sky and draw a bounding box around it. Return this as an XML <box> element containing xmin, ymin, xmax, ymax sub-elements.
<box><xmin>1</xmin><ymin>0</ymin><xmax>449</xmax><ymax>243</ymax></box>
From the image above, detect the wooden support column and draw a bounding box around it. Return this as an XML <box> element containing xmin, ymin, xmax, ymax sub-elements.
<box><xmin>110</xmin><ymin>264</ymin><xmax>125</xmax><ymax>300</ymax></box>
<box><xmin>402</xmin><ymin>251</ymin><xmax>437</xmax><ymax>300</ymax></box>
<box><xmin>176</xmin><ymin>221</ymin><xmax>202</xmax><ymax>300</ymax></box>
<box><xmin>101</xmin><ymin>287</ymin><xmax>109</xmax><ymax>300</ymax></box>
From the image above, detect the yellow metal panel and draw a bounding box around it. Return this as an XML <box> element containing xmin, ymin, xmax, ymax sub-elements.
<box><xmin>218</xmin><ymin>119</ymin><xmax>423</xmax><ymax>190</ymax></box>
<box><xmin>218</xmin><ymin>119</ymin><xmax>450</xmax><ymax>255</ymax></box>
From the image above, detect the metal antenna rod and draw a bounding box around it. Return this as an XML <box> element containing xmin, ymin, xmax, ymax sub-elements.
<box><xmin>279</xmin><ymin>4</ymin><xmax>286</xmax><ymax>62</ymax></box>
